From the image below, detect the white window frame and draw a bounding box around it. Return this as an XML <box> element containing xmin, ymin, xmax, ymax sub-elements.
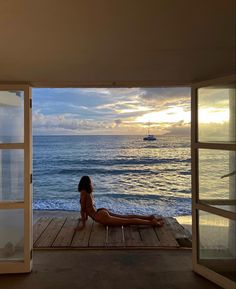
<box><xmin>191</xmin><ymin>75</ymin><xmax>236</xmax><ymax>289</ymax></box>
<box><xmin>0</xmin><ymin>85</ymin><xmax>32</xmax><ymax>273</ymax></box>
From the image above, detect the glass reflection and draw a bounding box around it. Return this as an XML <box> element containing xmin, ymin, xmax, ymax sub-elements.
<box><xmin>199</xmin><ymin>149</ymin><xmax>236</xmax><ymax>212</ymax></box>
<box><xmin>199</xmin><ymin>211</ymin><xmax>236</xmax><ymax>282</ymax></box>
<box><xmin>198</xmin><ymin>84</ymin><xmax>236</xmax><ymax>143</ymax></box>
<box><xmin>0</xmin><ymin>91</ymin><xmax>24</xmax><ymax>143</ymax></box>
<box><xmin>0</xmin><ymin>150</ymin><xmax>24</xmax><ymax>201</ymax></box>
<box><xmin>0</xmin><ymin>209</ymin><xmax>24</xmax><ymax>262</ymax></box>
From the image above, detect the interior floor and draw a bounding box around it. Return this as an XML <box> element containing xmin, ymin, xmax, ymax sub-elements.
<box><xmin>0</xmin><ymin>250</ymin><xmax>220</xmax><ymax>289</ymax></box>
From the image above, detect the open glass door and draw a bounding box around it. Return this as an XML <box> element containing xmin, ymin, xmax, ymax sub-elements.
<box><xmin>0</xmin><ymin>85</ymin><xmax>32</xmax><ymax>273</ymax></box>
<box><xmin>191</xmin><ymin>76</ymin><xmax>236</xmax><ymax>289</ymax></box>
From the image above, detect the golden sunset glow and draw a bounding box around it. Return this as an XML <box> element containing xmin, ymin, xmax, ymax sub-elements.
<box><xmin>198</xmin><ymin>108</ymin><xmax>229</xmax><ymax>124</ymax></box>
<box><xmin>32</xmin><ymin>87</ymin><xmax>193</xmax><ymax>135</ymax></box>
<box><xmin>116</xmin><ymin>106</ymin><xmax>151</xmax><ymax>114</ymax></box>
<box><xmin>135</xmin><ymin>107</ymin><xmax>190</xmax><ymax>124</ymax></box>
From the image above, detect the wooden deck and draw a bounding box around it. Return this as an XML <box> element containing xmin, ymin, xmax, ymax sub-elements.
<box><xmin>33</xmin><ymin>216</ymin><xmax>192</xmax><ymax>249</ymax></box>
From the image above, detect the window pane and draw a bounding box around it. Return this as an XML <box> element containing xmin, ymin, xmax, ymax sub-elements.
<box><xmin>0</xmin><ymin>209</ymin><xmax>24</xmax><ymax>262</ymax></box>
<box><xmin>199</xmin><ymin>149</ymin><xmax>236</xmax><ymax>213</ymax></box>
<box><xmin>198</xmin><ymin>84</ymin><xmax>236</xmax><ymax>143</ymax></box>
<box><xmin>198</xmin><ymin>211</ymin><xmax>236</xmax><ymax>282</ymax></box>
<box><xmin>0</xmin><ymin>91</ymin><xmax>24</xmax><ymax>143</ymax></box>
<box><xmin>0</xmin><ymin>150</ymin><xmax>24</xmax><ymax>201</ymax></box>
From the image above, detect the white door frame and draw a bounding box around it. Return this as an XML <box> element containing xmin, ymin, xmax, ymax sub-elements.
<box><xmin>191</xmin><ymin>75</ymin><xmax>236</xmax><ymax>289</ymax></box>
<box><xmin>0</xmin><ymin>78</ymin><xmax>235</xmax><ymax>279</ymax></box>
<box><xmin>0</xmin><ymin>85</ymin><xmax>32</xmax><ymax>273</ymax></box>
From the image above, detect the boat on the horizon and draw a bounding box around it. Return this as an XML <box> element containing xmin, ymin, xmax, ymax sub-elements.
<box><xmin>143</xmin><ymin>134</ymin><xmax>157</xmax><ymax>141</ymax></box>
<box><xmin>143</xmin><ymin>122</ymin><xmax>157</xmax><ymax>141</ymax></box>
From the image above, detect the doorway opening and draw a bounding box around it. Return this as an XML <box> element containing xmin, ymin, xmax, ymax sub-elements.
<box><xmin>31</xmin><ymin>87</ymin><xmax>192</xmax><ymax>248</ymax></box>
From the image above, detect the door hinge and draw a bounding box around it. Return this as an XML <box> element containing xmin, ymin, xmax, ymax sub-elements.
<box><xmin>30</xmin><ymin>174</ymin><xmax>33</xmax><ymax>184</ymax></box>
<box><xmin>30</xmin><ymin>249</ymin><xmax>33</xmax><ymax>260</ymax></box>
<box><xmin>30</xmin><ymin>98</ymin><xmax>32</xmax><ymax>108</ymax></box>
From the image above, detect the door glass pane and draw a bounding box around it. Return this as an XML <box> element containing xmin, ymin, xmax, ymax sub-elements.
<box><xmin>0</xmin><ymin>90</ymin><xmax>24</xmax><ymax>143</ymax></box>
<box><xmin>0</xmin><ymin>150</ymin><xmax>24</xmax><ymax>201</ymax></box>
<box><xmin>198</xmin><ymin>83</ymin><xmax>236</xmax><ymax>143</ymax></box>
<box><xmin>0</xmin><ymin>209</ymin><xmax>24</xmax><ymax>262</ymax></box>
<box><xmin>198</xmin><ymin>211</ymin><xmax>236</xmax><ymax>282</ymax></box>
<box><xmin>199</xmin><ymin>149</ymin><xmax>236</xmax><ymax>213</ymax></box>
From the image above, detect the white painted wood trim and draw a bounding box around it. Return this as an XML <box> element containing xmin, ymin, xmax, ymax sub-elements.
<box><xmin>0</xmin><ymin>85</ymin><xmax>32</xmax><ymax>274</ymax></box>
<box><xmin>191</xmin><ymin>77</ymin><xmax>236</xmax><ymax>289</ymax></box>
<box><xmin>0</xmin><ymin>144</ymin><xmax>25</xmax><ymax>149</ymax></box>
<box><xmin>191</xmin><ymin>86</ymin><xmax>198</xmax><ymax>270</ymax></box>
<box><xmin>0</xmin><ymin>84</ymin><xmax>30</xmax><ymax>90</ymax></box>
<box><xmin>194</xmin><ymin>263</ymin><xmax>236</xmax><ymax>289</ymax></box>
<box><xmin>23</xmin><ymin>87</ymin><xmax>32</xmax><ymax>272</ymax></box>
<box><xmin>0</xmin><ymin>261</ymin><xmax>32</xmax><ymax>274</ymax></box>
<box><xmin>194</xmin><ymin>143</ymin><xmax>236</xmax><ymax>151</ymax></box>
<box><xmin>0</xmin><ymin>202</ymin><xmax>24</xmax><ymax>209</ymax></box>
<box><xmin>194</xmin><ymin>203</ymin><xmax>236</xmax><ymax>221</ymax></box>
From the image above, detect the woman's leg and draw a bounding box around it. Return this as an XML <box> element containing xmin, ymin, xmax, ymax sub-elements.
<box><xmin>104</xmin><ymin>210</ymin><xmax>163</xmax><ymax>221</ymax></box>
<box><xmin>95</xmin><ymin>210</ymin><xmax>163</xmax><ymax>226</ymax></box>
<box><xmin>108</xmin><ymin>212</ymin><xmax>160</xmax><ymax>221</ymax></box>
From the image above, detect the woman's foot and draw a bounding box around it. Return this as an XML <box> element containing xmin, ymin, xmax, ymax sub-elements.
<box><xmin>147</xmin><ymin>215</ymin><xmax>155</xmax><ymax>220</ymax></box>
<box><xmin>151</xmin><ymin>218</ymin><xmax>164</xmax><ymax>227</ymax></box>
<box><xmin>150</xmin><ymin>215</ymin><xmax>163</xmax><ymax>222</ymax></box>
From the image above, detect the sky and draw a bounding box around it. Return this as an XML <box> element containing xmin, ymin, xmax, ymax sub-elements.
<box><xmin>32</xmin><ymin>87</ymin><xmax>191</xmax><ymax>136</ymax></box>
<box><xmin>0</xmin><ymin>87</ymin><xmax>232</xmax><ymax>137</ymax></box>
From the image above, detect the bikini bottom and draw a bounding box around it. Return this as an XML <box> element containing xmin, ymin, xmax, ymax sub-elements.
<box><xmin>92</xmin><ymin>208</ymin><xmax>107</xmax><ymax>220</ymax></box>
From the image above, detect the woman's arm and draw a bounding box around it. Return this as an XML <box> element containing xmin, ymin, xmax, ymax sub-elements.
<box><xmin>75</xmin><ymin>193</ymin><xmax>87</xmax><ymax>231</ymax></box>
<box><xmin>80</xmin><ymin>193</ymin><xmax>88</xmax><ymax>226</ymax></box>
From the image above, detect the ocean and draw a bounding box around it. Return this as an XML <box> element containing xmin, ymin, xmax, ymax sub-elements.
<box><xmin>33</xmin><ymin>135</ymin><xmax>192</xmax><ymax>217</ymax></box>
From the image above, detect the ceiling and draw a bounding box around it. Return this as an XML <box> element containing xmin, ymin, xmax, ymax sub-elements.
<box><xmin>0</xmin><ymin>0</ymin><xmax>235</xmax><ymax>87</ymax></box>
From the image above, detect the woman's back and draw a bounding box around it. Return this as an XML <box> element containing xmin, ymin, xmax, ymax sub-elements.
<box><xmin>80</xmin><ymin>192</ymin><xmax>97</xmax><ymax>218</ymax></box>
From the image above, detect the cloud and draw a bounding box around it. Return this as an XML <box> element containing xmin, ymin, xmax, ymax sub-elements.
<box><xmin>140</xmin><ymin>87</ymin><xmax>190</xmax><ymax>105</ymax></box>
<box><xmin>32</xmin><ymin>87</ymin><xmax>191</xmax><ymax>135</ymax></box>
<box><xmin>114</xmin><ymin>119</ymin><xmax>122</xmax><ymax>128</ymax></box>
<box><xmin>33</xmin><ymin>110</ymin><xmax>192</xmax><ymax>136</ymax></box>
<box><xmin>153</xmin><ymin>120</ymin><xmax>191</xmax><ymax>136</ymax></box>
<box><xmin>33</xmin><ymin>112</ymin><xmax>112</xmax><ymax>134</ymax></box>
<box><xmin>164</xmin><ymin>125</ymin><xmax>191</xmax><ymax>136</ymax></box>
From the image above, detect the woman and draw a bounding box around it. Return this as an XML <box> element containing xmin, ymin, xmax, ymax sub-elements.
<box><xmin>75</xmin><ymin>175</ymin><xmax>164</xmax><ymax>230</ymax></box>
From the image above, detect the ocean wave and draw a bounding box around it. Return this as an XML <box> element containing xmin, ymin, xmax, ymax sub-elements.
<box><xmin>34</xmin><ymin>157</ymin><xmax>191</xmax><ymax>167</ymax></box>
<box><xmin>57</xmin><ymin>168</ymin><xmax>160</xmax><ymax>175</ymax></box>
<box><xmin>93</xmin><ymin>192</ymin><xmax>191</xmax><ymax>201</ymax></box>
<box><xmin>33</xmin><ymin>195</ymin><xmax>191</xmax><ymax>217</ymax></box>
<box><xmin>179</xmin><ymin>171</ymin><xmax>191</xmax><ymax>175</ymax></box>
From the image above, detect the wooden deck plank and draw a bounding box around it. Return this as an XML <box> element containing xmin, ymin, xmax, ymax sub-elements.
<box><xmin>154</xmin><ymin>222</ymin><xmax>180</xmax><ymax>247</ymax></box>
<box><xmin>32</xmin><ymin>216</ymin><xmax>191</xmax><ymax>249</ymax></box>
<box><xmin>124</xmin><ymin>225</ymin><xmax>143</xmax><ymax>247</ymax></box>
<box><xmin>165</xmin><ymin>217</ymin><xmax>192</xmax><ymax>247</ymax></box>
<box><xmin>107</xmin><ymin>226</ymin><xmax>124</xmax><ymax>247</ymax></box>
<box><xmin>138</xmin><ymin>226</ymin><xmax>160</xmax><ymax>246</ymax></box>
<box><xmin>89</xmin><ymin>223</ymin><xmax>106</xmax><ymax>247</ymax></box>
<box><xmin>71</xmin><ymin>217</ymin><xmax>93</xmax><ymax>247</ymax></box>
<box><xmin>165</xmin><ymin>218</ymin><xmax>192</xmax><ymax>239</ymax></box>
<box><xmin>52</xmin><ymin>217</ymin><xmax>79</xmax><ymax>247</ymax></box>
<box><xmin>33</xmin><ymin>217</ymin><xmax>52</xmax><ymax>244</ymax></box>
<box><xmin>34</xmin><ymin>218</ymin><xmax>66</xmax><ymax>248</ymax></box>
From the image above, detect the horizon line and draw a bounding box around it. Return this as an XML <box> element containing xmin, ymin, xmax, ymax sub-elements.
<box><xmin>33</xmin><ymin>134</ymin><xmax>190</xmax><ymax>137</ymax></box>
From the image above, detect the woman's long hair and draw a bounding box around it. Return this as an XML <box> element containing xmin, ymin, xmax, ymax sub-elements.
<box><xmin>78</xmin><ymin>176</ymin><xmax>93</xmax><ymax>194</ymax></box>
